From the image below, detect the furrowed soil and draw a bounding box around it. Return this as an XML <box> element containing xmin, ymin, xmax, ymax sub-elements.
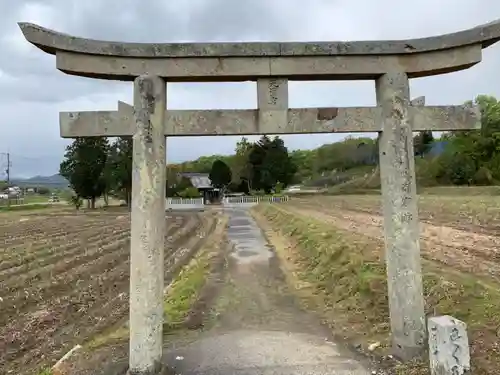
<box><xmin>0</xmin><ymin>208</ymin><xmax>217</xmax><ymax>375</ymax></box>
<box><xmin>252</xmin><ymin>197</ymin><xmax>500</xmax><ymax>375</ymax></box>
<box><xmin>302</xmin><ymin>194</ymin><xmax>500</xmax><ymax>235</ymax></box>
<box><xmin>60</xmin><ymin>210</ymin><xmax>230</xmax><ymax>375</ymax></box>
<box><xmin>289</xmin><ymin>196</ymin><xmax>500</xmax><ymax>282</ymax></box>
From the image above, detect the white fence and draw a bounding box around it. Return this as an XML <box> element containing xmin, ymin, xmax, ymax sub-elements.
<box><xmin>222</xmin><ymin>195</ymin><xmax>289</xmax><ymax>207</ymax></box>
<box><xmin>0</xmin><ymin>197</ymin><xmax>25</xmax><ymax>206</ymax></box>
<box><xmin>166</xmin><ymin>197</ymin><xmax>204</xmax><ymax>211</ymax></box>
<box><xmin>165</xmin><ymin>195</ymin><xmax>289</xmax><ymax>210</ymax></box>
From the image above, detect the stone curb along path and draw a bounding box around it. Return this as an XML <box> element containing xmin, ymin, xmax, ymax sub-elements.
<box><xmin>162</xmin><ymin>207</ymin><xmax>375</xmax><ymax>375</ymax></box>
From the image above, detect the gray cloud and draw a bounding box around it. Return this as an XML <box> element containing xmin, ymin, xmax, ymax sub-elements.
<box><xmin>1</xmin><ymin>0</ymin><xmax>500</xmax><ymax>177</ymax></box>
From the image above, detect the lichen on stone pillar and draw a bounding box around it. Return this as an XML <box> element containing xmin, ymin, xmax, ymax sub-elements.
<box><xmin>129</xmin><ymin>74</ymin><xmax>167</xmax><ymax>375</ymax></box>
<box><xmin>376</xmin><ymin>71</ymin><xmax>426</xmax><ymax>360</ymax></box>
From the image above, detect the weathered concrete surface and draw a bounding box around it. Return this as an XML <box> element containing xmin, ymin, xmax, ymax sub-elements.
<box><xmin>59</xmin><ymin>102</ymin><xmax>480</xmax><ymax>137</ymax></box>
<box><xmin>52</xmin><ymin>45</ymin><xmax>482</xmax><ymax>80</ymax></box>
<box><xmin>161</xmin><ymin>208</ymin><xmax>371</xmax><ymax>374</ymax></box>
<box><xmin>60</xmin><ymin>109</ymin><xmax>127</xmax><ymax>137</ymax></box>
<box><xmin>19</xmin><ymin>20</ymin><xmax>500</xmax><ymax>80</ymax></box>
<box><xmin>428</xmin><ymin>316</ymin><xmax>470</xmax><ymax>375</ymax></box>
<box><xmin>376</xmin><ymin>72</ymin><xmax>426</xmax><ymax>360</ymax></box>
<box><xmin>129</xmin><ymin>75</ymin><xmax>166</xmax><ymax>375</ymax></box>
<box><xmin>18</xmin><ymin>19</ymin><xmax>500</xmax><ymax>57</ymax></box>
<box><xmin>163</xmin><ymin>331</ymin><xmax>370</xmax><ymax>375</ymax></box>
<box><xmin>257</xmin><ymin>78</ymin><xmax>288</xmax><ymax>131</ymax></box>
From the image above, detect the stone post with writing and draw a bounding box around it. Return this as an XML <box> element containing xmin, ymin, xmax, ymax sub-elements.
<box><xmin>376</xmin><ymin>71</ymin><xmax>426</xmax><ymax>360</ymax></box>
<box><xmin>428</xmin><ymin>315</ymin><xmax>471</xmax><ymax>375</ymax></box>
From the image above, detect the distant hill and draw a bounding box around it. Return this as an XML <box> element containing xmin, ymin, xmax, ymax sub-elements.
<box><xmin>11</xmin><ymin>174</ymin><xmax>69</xmax><ymax>188</ymax></box>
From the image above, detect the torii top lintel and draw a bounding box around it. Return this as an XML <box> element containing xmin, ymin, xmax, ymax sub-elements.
<box><xmin>18</xmin><ymin>20</ymin><xmax>500</xmax><ymax>82</ymax></box>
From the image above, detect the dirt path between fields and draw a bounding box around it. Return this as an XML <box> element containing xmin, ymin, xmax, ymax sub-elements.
<box><xmin>161</xmin><ymin>207</ymin><xmax>374</xmax><ymax>375</ymax></box>
<box><xmin>285</xmin><ymin>203</ymin><xmax>500</xmax><ymax>283</ymax></box>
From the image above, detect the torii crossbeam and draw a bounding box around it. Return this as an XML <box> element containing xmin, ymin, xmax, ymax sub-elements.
<box><xmin>18</xmin><ymin>18</ymin><xmax>500</xmax><ymax>374</ymax></box>
<box><xmin>59</xmin><ymin>97</ymin><xmax>479</xmax><ymax>138</ymax></box>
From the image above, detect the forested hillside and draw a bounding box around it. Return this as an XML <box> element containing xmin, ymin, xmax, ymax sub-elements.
<box><xmin>173</xmin><ymin>95</ymin><xmax>500</xmax><ymax>188</ymax></box>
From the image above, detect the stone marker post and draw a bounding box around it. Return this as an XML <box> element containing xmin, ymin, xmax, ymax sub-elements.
<box><xmin>129</xmin><ymin>75</ymin><xmax>167</xmax><ymax>375</ymax></box>
<box><xmin>376</xmin><ymin>71</ymin><xmax>426</xmax><ymax>359</ymax></box>
<box><xmin>428</xmin><ymin>315</ymin><xmax>470</xmax><ymax>375</ymax></box>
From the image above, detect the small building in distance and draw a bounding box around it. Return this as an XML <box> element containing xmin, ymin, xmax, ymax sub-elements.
<box><xmin>4</xmin><ymin>186</ymin><xmax>22</xmax><ymax>197</ymax></box>
<box><xmin>177</xmin><ymin>172</ymin><xmax>220</xmax><ymax>204</ymax></box>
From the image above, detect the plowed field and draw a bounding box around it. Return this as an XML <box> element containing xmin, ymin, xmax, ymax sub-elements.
<box><xmin>0</xmin><ymin>208</ymin><xmax>216</xmax><ymax>375</ymax></box>
<box><xmin>287</xmin><ymin>195</ymin><xmax>500</xmax><ymax>283</ymax></box>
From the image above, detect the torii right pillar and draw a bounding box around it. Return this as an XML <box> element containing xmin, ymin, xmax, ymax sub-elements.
<box><xmin>376</xmin><ymin>71</ymin><xmax>426</xmax><ymax>359</ymax></box>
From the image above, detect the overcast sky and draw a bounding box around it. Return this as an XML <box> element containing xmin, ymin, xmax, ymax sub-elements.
<box><xmin>1</xmin><ymin>0</ymin><xmax>500</xmax><ymax>178</ymax></box>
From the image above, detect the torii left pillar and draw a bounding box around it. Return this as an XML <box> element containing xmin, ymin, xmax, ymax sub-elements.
<box><xmin>129</xmin><ymin>75</ymin><xmax>167</xmax><ymax>375</ymax></box>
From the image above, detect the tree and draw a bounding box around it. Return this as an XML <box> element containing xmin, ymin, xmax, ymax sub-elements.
<box><xmin>101</xmin><ymin>143</ymin><xmax>116</xmax><ymax>206</ymax></box>
<box><xmin>445</xmin><ymin>152</ymin><xmax>476</xmax><ymax>185</ymax></box>
<box><xmin>414</xmin><ymin>131</ymin><xmax>434</xmax><ymax>157</ymax></box>
<box><xmin>230</xmin><ymin>137</ymin><xmax>253</xmax><ymax>191</ymax></box>
<box><xmin>70</xmin><ymin>195</ymin><xmax>83</xmax><ymax>210</ymax></box>
<box><xmin>108</xmin><ymin>137</ymin><xmax>133</xmax><ymax>207</ymax></box>
<box><xmin>248</xmin><ymin>136</ymin><xmax>297</xmax><ymax>193</ymax></box>
<box><xmin>423</xmin><ymin>95</ymin><xmax>500</xmax><ymax>185</ymax></box>
<box><xmin>59</xmin><ymin>137</ymin><xmax>109</xmax><ymax>209</ymax></box>
<box><xmin>209</xmin><ymin>159</ymin><xmax>232</xmax><ymax>194</ymax></box>
<box><xmin>167</xmin><ymin>175</ymin><xmax>194</xmax><ymax>197</ymax></box>
<box><xmin>289</xmin><ymin>149</ymin><xmax>316</xmax><ymax>183</ymax></box>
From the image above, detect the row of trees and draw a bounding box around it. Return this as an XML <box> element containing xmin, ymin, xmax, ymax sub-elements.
<box><xmin>60</xmin><ymin>137</ymin><xmax>132</xmax><ymax>208</ymax></box>
<box><xmin>210</xmin><ymin>135</ymin><xmax>297</xmax><ymax>194</ymax></box>
<box><xmin>285</xmin><ymin>130</ymin><xmax>434</xmax><ymax>186</ymax></box>
<box><xmin>421</xmin><ymin>95</ymin><xmax>500</xmax><ymax>185</ymax></box>
<box><xmin>59</xmin><ymin>134</ymin><xmax>297</xmax><ymax>206</ymax></box>
<box><xmin>286</xmin><ymin>95</ymin><xmax>499</xmax><ymax>188</ymax></box>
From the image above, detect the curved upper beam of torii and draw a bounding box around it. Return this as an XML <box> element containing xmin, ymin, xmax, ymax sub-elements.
<box><xmin>17</xmin><ymin>19</ymin><xmax>500</xmax><ymax>81</ymax></box>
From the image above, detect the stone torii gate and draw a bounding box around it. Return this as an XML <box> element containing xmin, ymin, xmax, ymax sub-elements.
<box><xmin>19</xmin><ymin>20</ymin><xmax>500</xmax><ymax>374</ymax></box>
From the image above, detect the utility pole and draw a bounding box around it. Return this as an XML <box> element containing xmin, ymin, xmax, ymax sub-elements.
<box><xmin>6</xmin><ymin>152</ymin><xmax>10</xmax><ymax>185</ymax></box>
<box><xmin>6</xmin><ymin>152</ymin><xmax>10</xmax><ymax>208</ymax></box>
<box><xmin>1</xmin><ymin>152</ymin><xmax>11</xmax><ymax>207</ymax></box>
